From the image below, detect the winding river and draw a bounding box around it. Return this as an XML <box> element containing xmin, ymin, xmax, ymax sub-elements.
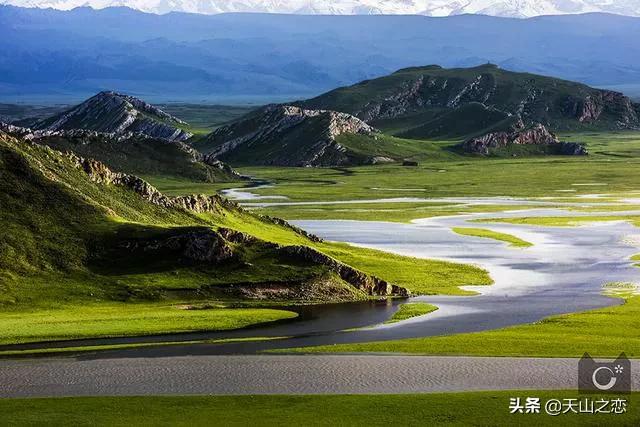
<box><xmin>56</xmin><ymin>200</ymin><xmax>638</xmax><ymax>359</ymax></box>
<box><xmin>5</xmin><ymin>196</ymin><xmax>640</xmax><ymax>359</ymax></box>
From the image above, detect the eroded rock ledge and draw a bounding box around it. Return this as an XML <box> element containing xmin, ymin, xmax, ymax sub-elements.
<box><xmin>281</xmin><ymin>245</ymin><xmax>409</xmax><ymax>297</ymax></box>
<box><xmin>461</xmin><ymin>123</ymin><xmax>588</xmax><ymax>156</ymax></box>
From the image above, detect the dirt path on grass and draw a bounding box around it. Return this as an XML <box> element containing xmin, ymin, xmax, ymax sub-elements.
<box><xmin>1</xmin><ymin>355</ymin><xmax>639</xmax><ymax>397</ymax></box>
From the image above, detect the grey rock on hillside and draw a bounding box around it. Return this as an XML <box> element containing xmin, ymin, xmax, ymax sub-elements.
<box><xmin>32</xmin><ymin>91</ymin><xmax>192</xmax><ymax>141</ymax></box>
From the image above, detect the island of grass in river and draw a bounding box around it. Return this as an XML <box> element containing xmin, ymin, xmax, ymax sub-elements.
<box><xmin>452</xmin><ymin>227</ymin><xmax>533</xmax><ymax>248</ymax></box>
<box><xmin>385</xmin><ymin>302</ymin><xmax>438</xmax><ymax>324</ymax></box>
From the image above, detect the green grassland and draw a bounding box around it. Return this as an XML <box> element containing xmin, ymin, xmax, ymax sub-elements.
<box><xmin>287</xmin><ymin>294</ymin><xmax>640</xmax><ymax>358</ymax></box>
<box><xmin>157</xmin><ymin>104</ymin><xmax>255</xmax><ymax>135</ymax></box>
<box><xmin>244</xmin><ymin>202</ymin><xmax>545</xmax><ymax>222</ymax></box>
<box><xmin>335</xmin><ymin>133</ymin><xmax>458</xmax><ymax>162</ymax></box>
<box><xmin>230</xmin><ymin>132</ymin><xmax>640</xmax><ymax>201</ymax></box>
<box><xmin>0</xmin><ymin>303</ymin><xmax>296</xmax><ymax>345</ymax></box>
<box><xmin>2</xmin><ymin>392</ymin><xmax>638</xmax><ymax>426</ymax></box>
<box><xmin>178</xmin><ymin>131</ymin><xmax>640</xmax><ymax>222</ymax></box>
<box><xmin>385</xmin><ymin>302</ymin><xmax>438</xmax><ymax>324</ymax></box>
<box><xmin>142</xmin><ymin>131</ymin><xmax>640</xmax><ymax>223</ymax></box>
<box><xmin>0</xmin><ymin>336</ymin><xmax>287</xmax><ymax>357</ymax></box>
<box><xmin>452</xmin><ymin>227</ymin><xmax>533</xmax><ymax>248</ymax></box>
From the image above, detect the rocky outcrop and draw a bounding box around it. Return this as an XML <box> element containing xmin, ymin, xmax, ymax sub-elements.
<box><xmin>280</xmin><ymin>245</ymin><xmax>409</xmax><ymax>297</ymax></box>
<box><xmin>215</xmin><ymin>276</ymin><xmax>370</xmax><ymax>303</ymax></box>
<box><xmin>461</xmin><ymin>123</ymin><xmax>588</xmax><ymax>156</ymax></box>
<box><xmin>32</xmin><ymin>91</ymin><xmax>192</xmax><ymax>141</ymax></box>
<box><xmin>567</xmin><ymin>91</ymin><xmax>639</xmax><ymax>126</ymax></box>
<box><xmin>205</xmin><ymin>104</ymin><xmax>377</xmax><ymax>167</ymax></box>
<box><xmin>217</xmin><ymin>228</ymin><xmax>258</xmax><ymax>244</ymax></box>
<box><xmin>67</xmin><ymin>152</ymin><xmax>239</xmax><ymax>213</ymax></box>
<box><xmin>118</xmin><ymin>229</ymin><xmax>234</xmax><ymax>264</ymax></box>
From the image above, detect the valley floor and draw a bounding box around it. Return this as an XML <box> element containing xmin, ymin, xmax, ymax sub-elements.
<box><xmin>2</xmin><ymin>131</ymin><xmax>640</xmax><ymax>425</ymax></box>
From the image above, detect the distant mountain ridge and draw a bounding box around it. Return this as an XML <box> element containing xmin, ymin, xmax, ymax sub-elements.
<box><xmin>2</xmin><ymin>1</ymin><xmax>639</xmax><ymax>18</ymax></box>
<box><xmin>2</xmin><ymin>7</ymin><xmax>640</xmax><ymax>101</ymax></box>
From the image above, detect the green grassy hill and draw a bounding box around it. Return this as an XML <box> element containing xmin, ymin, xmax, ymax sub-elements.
<box><xmin>299</xmin><ymin>64</ymin><xmax>640</xmax><ymax>139</ymax></box>
<box><xmin>200</xmin><ymin>65</ymin><xmax>638</xmax><ymax>166</ymax></box>
<box><xmin>198</xmin><ymin>105</ymin><xmax>381</xmax><ymax>167</ymax></box>
<box><xmin>32</xmin><ymin>133</ymin><xmax>244</xmax><ymax>183</ymax></box>
<box><xmin>0</xmin><ymin>131</ymin><xmax>403</xmax><ymax>309</ymax></box>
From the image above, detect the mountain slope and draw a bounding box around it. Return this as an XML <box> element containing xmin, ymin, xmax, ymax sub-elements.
<box><xmin>200</xmin><ymin>105</ymin><xmax>386</xmax><ymax>167</ymax></box>
<box><xmin>32</xmin><ymin>91</ymin><xmax>192</xmax><ymax>141</ymax></box>
<box><xmin>0</xmin><ymin>130</ymin><xmax>407</xmax><ymax>307</ymax></box>
<box><xmin>3</xmin><ymin>1</ymin><xmax>639</xmax><ymax>17</ymax></box>
<box><xmin>1</xmin><ymin>123</ymin><xmax>243</xmax><ymax>183</ymax></box>
<box><xmin>299</xmin><ymin>64</ymin><xmax>640</xmax><ymax>138</ymax></box>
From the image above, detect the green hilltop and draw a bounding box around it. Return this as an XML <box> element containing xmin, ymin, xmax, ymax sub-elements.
<box><xmin>299</xmin><ymin>64</ymin><xmax>640</xmax><ymax>139</ymax></box>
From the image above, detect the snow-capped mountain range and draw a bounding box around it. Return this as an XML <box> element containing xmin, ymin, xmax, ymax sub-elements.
<box><xmin>1</xmin><ymin>0</ymin><xmax>639</xmax><ymax>18</ymax></box>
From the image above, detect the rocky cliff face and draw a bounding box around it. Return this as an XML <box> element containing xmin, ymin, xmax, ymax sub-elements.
<box><xmin>280</xmin><ymin>245</ymin><xmax>408</xmax><ymax>297</ymax></box>
<box><xmin>32</xmin><ymin>91</ymin><xmax>192</xmax><ymax>141</ymax></box>
<box><xmin>117</xmin><ymin>229</ymin><xmax>235</xmax><ymax>265</ymax></box>
<box><xmin>68</xmin><ymin>151</ymin><xmax>239</xmax><ymax>213</ymax></box>
<box><xmin>205</xmin><ymin>104</ymin><xmax>377</xmax><ymax>167</ymax></box>
<box><xmin>461</xmin><ymin>123</ymin><xmax>588</xmax><ymax>156</ymax></box>
<box><xmin>566</xmin><ymin>91</ymin><xmax>640</xmax><ymax>126</ymax></box>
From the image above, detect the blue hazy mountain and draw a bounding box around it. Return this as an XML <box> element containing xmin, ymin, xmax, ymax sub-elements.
<box><xmin>2</xmin><ymin>6</ymin><xmax>640</xmax><ymax>102</ymax></box>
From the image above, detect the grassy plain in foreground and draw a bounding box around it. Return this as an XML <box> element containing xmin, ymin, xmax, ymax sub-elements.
<box><xmin>1</xmin><ymin>392</ymin><xmax>637</xmax><ymax>426</ymax></box>
<box><xmin>0</xmin><ymin>303</ymin><xmax>296</xmax><ymax>345</ymax></box>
